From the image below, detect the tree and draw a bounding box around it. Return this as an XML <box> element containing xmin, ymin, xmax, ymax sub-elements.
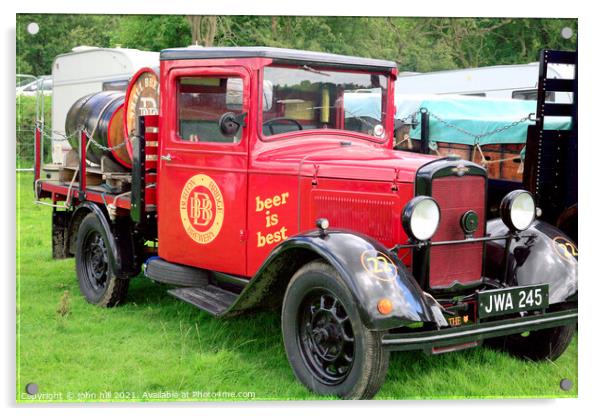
<box><xmin>110</xmin><ymin>15</ymin><xmax>190</xmax><ymax>51</ymax></box>
<box><xmin>16</xmin><ymin>15</ymin><xmax>577</xmax><ymax>76</ymax></box>
<box><xmin>186</xmin><ymin>16</ymin><xmax>237</xmax><ymax>47</ymax></box>
<box><xmin>17</xmin><ymin>14</ymin><xmax>119</xmax><ymax>76</ymax></box>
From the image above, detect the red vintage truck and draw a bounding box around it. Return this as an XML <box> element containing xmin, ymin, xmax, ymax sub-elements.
<box><xmin>34</xmin><ymin>47</ymin><xmax>578</xmax><ymax>399</ymax></box>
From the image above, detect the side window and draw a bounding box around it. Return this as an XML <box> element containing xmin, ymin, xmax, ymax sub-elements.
<box><xmin>512</xmin><ymin>89</ymin><xmax>555</xmax><ymax>102</ymax></box>
<box><xmin>177</xmin><ymin>76</ymin><xmax>244</xmax><ymax>143</ymax></box>
<box><xmin>461</xmin><ymin>93</ymin><xmax>486</xmax><ymax>97</ymax></box>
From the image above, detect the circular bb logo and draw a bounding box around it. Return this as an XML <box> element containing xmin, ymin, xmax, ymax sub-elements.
<box><xmin>179</xmin><ymin>174</ymin><xmax>224</xmax><ymax>245</ymax></box>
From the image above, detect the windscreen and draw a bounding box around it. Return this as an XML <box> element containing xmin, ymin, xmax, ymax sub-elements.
<box><xmin>262</xmin><ymin>65</ymin><xmax>388</xmax><ymax>139</ymax></box>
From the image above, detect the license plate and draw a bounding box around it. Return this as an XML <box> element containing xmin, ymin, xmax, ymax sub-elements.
<box><xmin>478</xmin><ymin>284</ymin><xmax>549</xmax><ymax>318</ymax></box>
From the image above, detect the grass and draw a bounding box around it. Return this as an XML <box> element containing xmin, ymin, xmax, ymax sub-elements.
<box><xmin>16</xmin><ymin>172</ymin><xmax>577</xmax><ymax>402</ymax></box>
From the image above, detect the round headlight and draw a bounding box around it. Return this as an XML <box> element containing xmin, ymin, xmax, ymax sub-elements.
<box><xmin>402</xmin><ymin>196</ymin><xmax>441</xmax><ymax>241</ymax></box>
<box><xmin>500</xmin><ymin>190</ymin><xmax>536</xmax><ymax>232</ymax></box>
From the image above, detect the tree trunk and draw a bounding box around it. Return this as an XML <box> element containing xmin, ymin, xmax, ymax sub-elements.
<box><xmin>272</xmin><ymin>16</ymin><xmax>278</xmax><ymax>38</ymax></box>
<box><xmin>187</xmin><ymin>15</ymin><xmax>201</xmax><ymax>45</ymax></box>
<box><xmin>202</xmin><ymin>16</ymin><xmax>217</xmax><ymax>47</ymax></box>
<box><xmin>187</xmin><ymin>15</ymin><xmax>218</xmax><ymax>46</ymax></box>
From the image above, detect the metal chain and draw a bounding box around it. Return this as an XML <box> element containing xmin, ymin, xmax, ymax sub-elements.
<box><xmin>36</xmin><ymin>126</ymin><xmax>136</xmax><ymax>151</ymax></box>
<box><xmin>34</xmin><ymin>109</ymin><xmax>531</xmax><ymax>150</ymax></box>
<box><xmin>398</xmin><ymin>110</ymin><xmax>420</xmax><ymax>126</ymax></box>
<box><xmin>397</xmin><ymin>108</ymin><xmax>533</xmax><ymax>144</ymax></box>
<box><xmin>427</xmin><ymin>111</ymin><xmax>534</xmax><ymax>144</ymax></box>
<box><xmin>39</xmin><ymin>128</ymin><xmax>75</xmax><ymax>142</ymax></box>
<box><xmin>35</xmin><ymin>95</ymin><xmax>133</xmax><ymax>153</ymax></box>
<box><xmin>83</xmin><ymin>129</ymin><xmax>136</xmax><ymax>152</ymax></box>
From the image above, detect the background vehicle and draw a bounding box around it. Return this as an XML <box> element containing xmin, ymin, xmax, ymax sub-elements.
<box><xmin>32</xmin><ymin>47</ymin><xmax>577</xmax><ymax>399</ymax></box>
<box><xmin>50</xmin><ymin>46</ymin><xmax>159</xmax><ymax>163</ymax></box>
<box><xmin>396</xmin><ymin>51</ymin><xmax>578</xmax><ymax>241</ymax></box>
<box><xmin>395</xmin><ymin>61</ymin><xmax>574</xmax><ymax>103</ymax></box>
<box><xmin>349</xmin><ymin>50</ymin><xmax>578</xmax><ymax>241</ymax></box>
<box><xmin>16</xmin><ymin>75</ymin><xmax>53</xmax><ymax>96</ymax></box>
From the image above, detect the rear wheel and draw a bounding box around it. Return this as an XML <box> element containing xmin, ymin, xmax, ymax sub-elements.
<box><xmin>487</xmin><ymin>323</ymin><xmax>575</xmax><ymax>361</ymax></box>
<box><xmin>281</xmin><ymin>260</ymin><xmax>389</xmax><ymax>399</ymax></box>
<box><xmin>75</xmin><ymin>213</ymin><xmax>129</xmax><ymax>307</ymax></box>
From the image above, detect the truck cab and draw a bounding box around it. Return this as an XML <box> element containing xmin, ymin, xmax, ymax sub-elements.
<box><xmin>155</xmin><ymin>47</ymin><xmax>402</xmax><ymax>277</ymax></box>
<box><xmin>36</xmin><ymin>47</ymin><xmax>578</xmax><ymax>400</ymax></box>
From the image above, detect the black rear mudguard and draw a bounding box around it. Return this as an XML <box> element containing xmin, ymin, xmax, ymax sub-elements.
<box><xmin>484</xmin><ymin>218</ymin><xmax>578</xmax><ymax>304</ymax></box>
<box><xmin>227</xmin><ymin>230</ymin><xmax>447</xmax><ymax>330</ymax></box>
<box><xmin>69</xmin><ymin>203</ymin><xmax>141</xmax><ymax>279</ymax></box>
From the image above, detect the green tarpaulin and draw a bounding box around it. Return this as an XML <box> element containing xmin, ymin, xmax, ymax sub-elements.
<box><xmin>343</xmin><ymin>93</ymin><xmax>572</xmax><ymax>146</ymax></box>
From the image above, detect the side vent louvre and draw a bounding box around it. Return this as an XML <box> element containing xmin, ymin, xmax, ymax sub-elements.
<box><xmin>312</xmin><ymin>193</ymin><xmax>396</xmax><ymax>245</ymax></box>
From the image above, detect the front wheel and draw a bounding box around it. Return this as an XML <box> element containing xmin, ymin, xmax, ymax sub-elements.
<box><xmin>75</xmin><ymin>213</ymin><xmax>129</xmax><ymax>307</ymax></box>
<box><xmin>281</xmin><ymin>260</ymin><xmax>389</xmax><ymax>399</ymax></box>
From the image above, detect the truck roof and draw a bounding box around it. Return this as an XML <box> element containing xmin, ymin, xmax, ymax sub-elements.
<box><xmin>160</xmin><ymin>46</ymin><xmax>397</xmax><ymax>72</ymax></box>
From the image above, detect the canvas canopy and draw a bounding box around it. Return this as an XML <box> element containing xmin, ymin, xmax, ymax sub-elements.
<box><xmin>343</xmin><ymin>92</ymin><xmax>571</xmax><ymax>146</ymax></box>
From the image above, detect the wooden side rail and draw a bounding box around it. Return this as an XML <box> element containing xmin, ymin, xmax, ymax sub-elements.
<box><xmin>131</xmin><ymin>115</ymin><xmax>159</xmax><ymax>224</ymax></box>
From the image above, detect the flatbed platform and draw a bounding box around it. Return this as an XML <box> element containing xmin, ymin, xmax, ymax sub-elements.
<box><xmin>38</xmin><ymin>179</ymin><xmax>133</xmax><ymax>210</ymax></box>
<box><xmin>34</xmin><ymin>115</ymin><xmax>158</xmax><ymax>219</ymax></box>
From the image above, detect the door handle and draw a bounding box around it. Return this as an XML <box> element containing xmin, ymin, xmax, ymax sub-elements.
<box><xmin>161</xmin><ymin>153</ymin><xmax>172</xmax><ymax>162</ymax></box>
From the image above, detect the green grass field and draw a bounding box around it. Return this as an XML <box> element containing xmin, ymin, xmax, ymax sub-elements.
<box><xmin>16</xmin><ymin>172</ymin><xmax>577</xmax><ymax>402</ymax></box>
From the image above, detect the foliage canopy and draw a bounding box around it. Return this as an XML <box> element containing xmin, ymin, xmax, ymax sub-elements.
<box><xmin>17</xmin><ymin>15</ymin><xmax>577</xmax><ymax>76</ymax></box>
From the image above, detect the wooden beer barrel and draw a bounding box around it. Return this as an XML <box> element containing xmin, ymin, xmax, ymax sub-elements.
<box><xmin>124</xmin><ymin>67</ymin><xmax>160</xmax><ymax>163</ymax></box>
<box><xmin>65</xmin><ymin>91</ymin><xmax>129</xmax><ymax>167</ymax></box>
<box><xmin>106</xmin><ymin>103</ymin><xmax>131</xmax><ymax>167</ymax></box>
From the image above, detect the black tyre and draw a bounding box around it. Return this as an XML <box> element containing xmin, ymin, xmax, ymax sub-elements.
<box><xmin>487</xmin><ymin>323</ymin><xmax>575</xmax><ymax>361</ymax></box>
<box><xmin>75</xmin><ymin>213</ymin><xmax>129</xmax><ymax>307</ymax></box>
<box><xmin>281</xmin><ymin>260</ymin><xmax>389</xmax><ymax>399</ymax></box>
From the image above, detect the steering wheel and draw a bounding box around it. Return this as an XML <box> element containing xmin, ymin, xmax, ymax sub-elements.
<box><xmin>263</xmin><ymin>117</ymin><xmax>303</xmax><ymax>136</ymax></box>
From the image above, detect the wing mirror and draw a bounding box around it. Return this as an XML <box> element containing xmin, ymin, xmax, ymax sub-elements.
<box><xmin>218</xmin><ymin>112</ymin><xmax>247</xmax><ymax>136</ymax></box>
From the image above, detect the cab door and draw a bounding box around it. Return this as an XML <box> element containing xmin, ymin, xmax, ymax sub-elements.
<box><xmin>158</xmin><ymin>66</ymin><xmax>250</xmax><ymax>276</ymax></box>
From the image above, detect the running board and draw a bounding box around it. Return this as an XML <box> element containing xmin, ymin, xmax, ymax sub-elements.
<box><xmin>168</xmin><ymin>285</ymin><xmax>239</xmax><ymax>316</ymax></box>
<box><xmin>144</xmin><ymin>257</ymin><xmax>210</xmax><ymax>287</ymax></box>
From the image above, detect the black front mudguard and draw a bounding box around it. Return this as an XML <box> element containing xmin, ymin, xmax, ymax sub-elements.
<box><xmin>485</xmin><ymin>218</ymin><xmax>578</xmax><ymax>304</ymax></box>
<box><xmin>228</xmin><ymin>230</ymin><xmax>447</xmax><ymax>331</ymax></box>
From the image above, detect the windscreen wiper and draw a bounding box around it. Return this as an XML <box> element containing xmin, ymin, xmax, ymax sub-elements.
<box><xmin>301</xmin><ymin>65</ymin><xmax>330</xmax><ymax>76</ymax></box>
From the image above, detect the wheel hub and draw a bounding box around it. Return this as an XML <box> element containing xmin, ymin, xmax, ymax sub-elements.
<box><xmin>311</xmin><ymin>313</ymin><xmax>345</xmax><ymax>359</ymax></box>
<box><xmin>83</xmin><ymin>232</ymin><xmax>109</xmax><ymax>290</ymax></box>
<box><xmin>298</xmin><ymin>290</ymin><xmax>355</xmax><ymax>385</ymax></box>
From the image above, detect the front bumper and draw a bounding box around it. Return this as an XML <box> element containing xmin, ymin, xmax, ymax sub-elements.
<box><xmin>382</xmin><ymin>308</ymin><xmax>577</xmax><ymax>352</ymax></box>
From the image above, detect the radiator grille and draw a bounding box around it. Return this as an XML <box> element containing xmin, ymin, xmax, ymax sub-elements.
<box><xmin>313</xmin><ymin>194</ymin><xmax>396</xmax><ymax>244</ymax></box>
<box><xmin>429</xmin><ymin>175</ymin><xmax>485</xmax><ymax>288</ymax></box>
